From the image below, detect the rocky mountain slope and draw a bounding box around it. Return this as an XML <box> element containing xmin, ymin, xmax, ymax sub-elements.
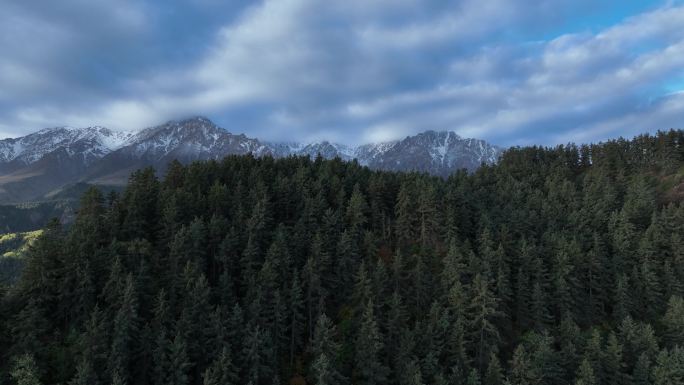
<box><xmin>0</xmin><ymin>117</ymin><xmax>503</xmax><ymax>202</ymax></box>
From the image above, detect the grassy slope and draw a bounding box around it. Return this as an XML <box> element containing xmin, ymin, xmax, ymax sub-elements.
<box><xmin>0</xmin><ymin>230</ymin><xmax>42</xmax><ymax>285</ymax></box>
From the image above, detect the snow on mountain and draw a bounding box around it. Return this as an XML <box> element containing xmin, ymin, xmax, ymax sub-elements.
<box><xmin>355</xmin><ymin>140</ymin><xmax>399</xmax><ymax>164</ymax></box>
<box><xmin>0</xmin><ymin>117</ymin><xmax>503</xmax><ymax>202</ymax></box>
<box><xmin>0</xmin><ymin>126</ymin><xmax>133</xmax><ymax>165</ymax></box>
<box><xmin>352</xmin><ymin>130</ymin><xmax>501</xmax><ymax>175</ymax></box>
<box><xmin>261</xmin><ymin>130</ymin><xmax>501</xmax><ymax>174</ymax></box>
<box><xmin>0</xmin><ymin>118</ymin><xmax>502</xmax><ymax>173</ymax></box>
<box><xmin>296</xmin><ymin>141</ymin><xmax>356</xmax><ymax>160</ymax></box>
<box><xmin>118</xmin><ymin>117</ymin><xmax>270</xmax><ymax>161</ymax></box>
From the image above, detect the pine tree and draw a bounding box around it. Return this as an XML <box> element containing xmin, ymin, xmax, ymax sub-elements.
<box><xmin>152</xmin><ymin>330</ymin><xmax>171</xmax><ymax>385</ymax></box>
<box><xmin>403</xmin><ymin>359</ymin><xmax>425</xmax><ymax>385</ymax></box>
<box><xmin>346</xmin><ymin>184</ymin><xmax>368</xmax><ymax>237</ymax></box>
<box><xmin>386</xmin><ymin>290</ymin><xmax>408</xmax><ymax>361</ymax></box>
<box><xmin>410</xmin><ymin>252</ymin><xmax>433</xmax><ymax>312</ymax></box>
<box><xmin>441</xmin><ymin>239</ymin><xmax>466</xmax><ymax>292</ymax></box>
<box><xmin>469</xmin><ymin>273</ymin><xmax>502</xmax><ymax>373</ymax></box>
<box><xmin>151</xmin><ymin>290</ymin><xmax>172</xmax><ymax>385</ymax></box>
<box><xmin>552</xmin><ymin>249</ymin><xmax>577</xmax><ymax>322</ymax></box>
<box><xmin>484</xmin><ymin>352</ymin><xmax>503</xmax><ymax>385</ymax></box>
<box><xmin>558</xmin><ymin>313</ymin><xmax>581</xmax><ymax>381</ymax></box>
<box><xmin>177</xmin><ymin>271</ymin><xmax>213</xmax><ymax>375</ymax></box>
<box><xmin>288</xmin><ymin>271</ymin><xmax>305</xmax><ymax>369</ymax></box>
<box><xmin>527</xmin><ymin>331</ymin><xmax>563</xmax><ymax>385</ymax></box>
<box><xmin>107</xmin><ymin>275</ymin><xmax>139</xmax><ymax>383</ymax></box>
<box><xmin>355</xmin><ymin>299</ymin><xmax>388</xmax><ymax>385</ymax></box>
<box><xmin>417</xmin><ymin>181</ymin><xmax>439</xmax><ymax>248</ymax></box>
<box><xmin>662</xmin><ymin>296</ymin><xmax>684</xmax><ymax>348</ymax></box>
<box><xmin>575</xmin><ymin>359</ymin><xmax>597</xmax><ymax>385</ymax></box>
<box><xmin>395</xmin><ymin>181</ymin><xmax>416</xmax><ymax>245</ymax></box>
<box><xmin>10</xmin><ymin>298</ymin><xmax>48</xmax><ymax>360</ymax></box>
<box><xmin>466</xmin><ymin>369</ymin><xmax>481</xmax><ymax>385</ymax></box>
<box><xmin>509</xmin><ymin>346</ymin><xmax>536</xmax><ymax>385</ymax></box>
<box><xmin>310</xmin><ymin>314</ymin><xmax>344</xmax><ymax>385</ymax></box>
<box><xmin>335</xmin><ymin>230</ymin><xmax>360</xmax><ymax>301</ymax></box>
<box><xmin>583</xmin><ymin>233</ymin><xmax>608</xmax><ymax>324</ymax></box>
<box><xmin>76</xmin><ymin>306</ymin><xmax>107</xmax><ymax>385</ymax></box>
<box><xmin>167</xmin><ymin>332</ymin><xmax>191</xmax><ymax>385</ymax></box>
<box><xmin>10</xmin><ymin>354</ymin><xmax>42</xmax><ymax>385</ymax></box>
<box><xmin>202</xmin><ymin>347</ymin><xmax>238</xmax><ymax>385</ymax></box>
<box><xmin>613</xmin><ymin>274</ymin><xmax>632</xmax><ymax>322</ymax></box>
<box><xmin>639</xmin><ymin>258</ymin><xmax>663</xmax><ymax>320</ymax></box>
<box><xmin>631</xmin><ymin>353</ymin><xmax>651</xmax><ymax>385</ymax></box>
<box><xmin>70</xmin><ymin>356</ymin><xmax>99</xmax><ymax>385</ymax></box>
<box><xmin>121</xmin><ymin>167</ymin><xmax>160</xmax><ymax>241</ymax></box>
<box><xmin>302</xmin><ymin>253</ymin><xmax>324</xmax><ymax>340</ymax></box>
<box><xmin>530</xmin><ymin>281</ymin><xmax>553</xmax><ymax>332</ymax></box>
<box><xmin>583</xmin><ymin>329</ymin><xmax>603</xmax><ymax>383</ymax></box>
<box><xmin>310</xmin><ymin>353</ymin><xmax>338</xmax><ymax>385</ymax></box>
<box><xmin>243</xmin><ymin>325</ymin><xmax>274</xmax><ymax>385</ymax></box>
<box><xmin>603</xmin><ymin>333</ymin><xmax>625</xmax><ymax>385</ymax></box>
<box><xmin>652</xmin><ymin>347</ymin><xmax>684</xmax><ymax>385</ymax></box>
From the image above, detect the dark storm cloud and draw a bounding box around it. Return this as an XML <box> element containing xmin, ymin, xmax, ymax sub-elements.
<box><xmin>0</xmin><ymin>0</ymin><xmax>682</xmax><ymax>146</ymax></box>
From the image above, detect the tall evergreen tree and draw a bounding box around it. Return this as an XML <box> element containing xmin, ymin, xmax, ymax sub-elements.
<box><xmin>10</xmin><ymin>354</ymin><xmax>42</xmax><ymax>385</ymax></box>
<box><xmin>354</xmin><ymin>300</ymin><xmax>388</xmax><ymax>385</ymax></box>
<box><xmin>310</xmin><ymin>314</ymin><xmax>344</xmax><ymax>385</ymax></box>
<box><xmin>468</xmin><ymin>273</ymin><xmax>502</xmax><ymax>373</ymax></box>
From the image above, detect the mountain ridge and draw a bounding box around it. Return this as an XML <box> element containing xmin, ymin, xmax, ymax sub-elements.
<box><xmin>0</xmin><ymin>117</ymin><xmax>503</xmax><ymax>202</ymax></box>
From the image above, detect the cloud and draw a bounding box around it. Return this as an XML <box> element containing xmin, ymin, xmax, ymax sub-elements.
<box><xmin>0</xmin><ymin>0</ymin><xmax>683</xmax><ymax>146</ymax></box>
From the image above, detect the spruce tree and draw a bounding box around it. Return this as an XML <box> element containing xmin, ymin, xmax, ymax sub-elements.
<box><xmin>603</xmin><ymin>333</ymin><xmax>626</xmax><ymax>385</ymax></box>
<box><xmin>107</xmin><ymin>275</ymin><xmax>139</xmax><ymax>383</ymax></box>
<box><xmin>202</xmin><ymin>347</ymin><xmax>238</xmax><ymax>385</ymax></box>
<box><xmin>167</xmin><ymin>332</ymin><xmax>190</xmax><ymax>385</ymax></box>
<box><xmin>469</xmin><ymin>273</ymin><xmax>502</xmax><ymax>373</ymax></box>
<box><xmin>354</xmin><ymin>299</ymin><xmax>388</xmax><ymax>385</ymax></box>
<box><xmin>10</xmin><ymin>354</ymin><xmax>42</xmax><ymax>385</ymax></box>
<box><xmin>484</xmin><ymin>352</ymin><xmax>503</xmax><ymax>385</ymax></box>
<box><xmin>70</xmin><ymin>356</ymin><xmax>99</xmax><ymax>385</ymax></box>
<box><xmin>575</xmin><ymin>359</ymin><xmax>597</xmax><ymax>385</ymax></box>
<box><xmin>310</xmin><ymin>314</ymin><xmax>344</xmax><ymax>385</ymax></box>
<box><xmin>662</xmin><ymin>295</ymin><xmax>684</xmax><ymax>348</ymax></box>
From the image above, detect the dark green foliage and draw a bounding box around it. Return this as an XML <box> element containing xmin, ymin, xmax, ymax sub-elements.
<box><xmin>1</xmin><ymin>130</ymin><xmax>682</xmax><ymax>385</ymax></box>
<box><xmin>10</xmin><ymin>354</ymin><xmax>42</xmax><ymax>385</ymax></box>
<box><xmin>310</xmin><ymin>314</ymin><xmax>345</xmax><ymax>385</ymax></box>
<box><xmin>354</xmin><ymin>299</ymin><xmax>389</xmax><ymax>385</ymax></box>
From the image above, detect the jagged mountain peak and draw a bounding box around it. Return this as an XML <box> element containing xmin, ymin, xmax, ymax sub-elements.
<box><xmin>0</xmin><ymin>125</ymin><xmax>133</xmax><ymax>165</ymax></box>
<box><xmin>120</xmin><ymin>117</ymin><xmax>267</xmax><ymax>161</ymax></box>
<box><xmin>0</xmin><ymin>118</ymin><xmax>503</xmax><ymax>202</ymax></box>
<box><xmin>297</xmin><ymin>141</ymin><xmax>356</xmax><ymax>160</ymax></box>
<box><xmin>133</xmin><ymin>116</ymin><xmax>226</xmax><ymax>140</ymax></box>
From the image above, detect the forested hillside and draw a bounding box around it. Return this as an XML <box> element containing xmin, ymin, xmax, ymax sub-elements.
<box><xmin>0</xmin><ymin>201</ymin><xmax>75</xmax><ymax>234</ymax></box>
<box><xmin>0</xmin><ymin>230</ymin><xmax>42</xmax><ymax>286</ymax></box>
<box><xmin>1</xmin><ymin>130</ymin><xmax>682</xmax><ymax>385</ymax></box>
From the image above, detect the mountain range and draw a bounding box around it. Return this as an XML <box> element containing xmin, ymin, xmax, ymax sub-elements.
<box><xmin>0</xmin><ymin>117</ymin><xmax>502</xmax><ymax>203</ymax></box>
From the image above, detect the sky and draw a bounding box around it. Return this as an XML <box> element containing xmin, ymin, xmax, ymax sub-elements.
<box><xmin>1</xmin><ymin>0</ymin><xmax>684</xmax><ymax>146</ymax></box>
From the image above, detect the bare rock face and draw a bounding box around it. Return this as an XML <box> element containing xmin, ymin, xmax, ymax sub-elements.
<box><xmin>0</xmin><ymin>117</ymin><xmax>503</xmax><ymax>202</ymax></box>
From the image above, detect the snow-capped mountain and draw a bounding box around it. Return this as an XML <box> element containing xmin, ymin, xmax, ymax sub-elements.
<box><xmin>277</xmin><ymin>131</ymin><xmax>501</xmax><ymax>176</ymax></box>
<box><xmin>0</xmin><ymin>126</ymin><xmax>132</xmax><ymax>168</ymax></box>
<box><xmin>120</xmin><ymin>117</ymin><xmax>269</xmax><ymax>161</ymax></box>
<box><xmin>357</xmin><ymin>130</ymin><xmax>501</xmax><ymax>177</ymax></box>
<box><xmin>0</xmin><ymin>117</ymin><xmax>503</xmax><ymax>202</ymax></box>
<box><xmin>0</xmin><ymin>126</ymin><xmax>134</xmax><ymax>202</ymax></box>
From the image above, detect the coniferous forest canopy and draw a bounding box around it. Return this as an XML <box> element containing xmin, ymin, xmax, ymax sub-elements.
<box><xmin>1</xmin><ymin>130</ymin><xmax>684</xmax><ymax>385</ymax></box>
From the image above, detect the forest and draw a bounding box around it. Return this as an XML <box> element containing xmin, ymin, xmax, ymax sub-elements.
<box><xmin>0</xmin><ymin>129</ymin><xmax>683</xmax><ymax>385</ymax></box>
